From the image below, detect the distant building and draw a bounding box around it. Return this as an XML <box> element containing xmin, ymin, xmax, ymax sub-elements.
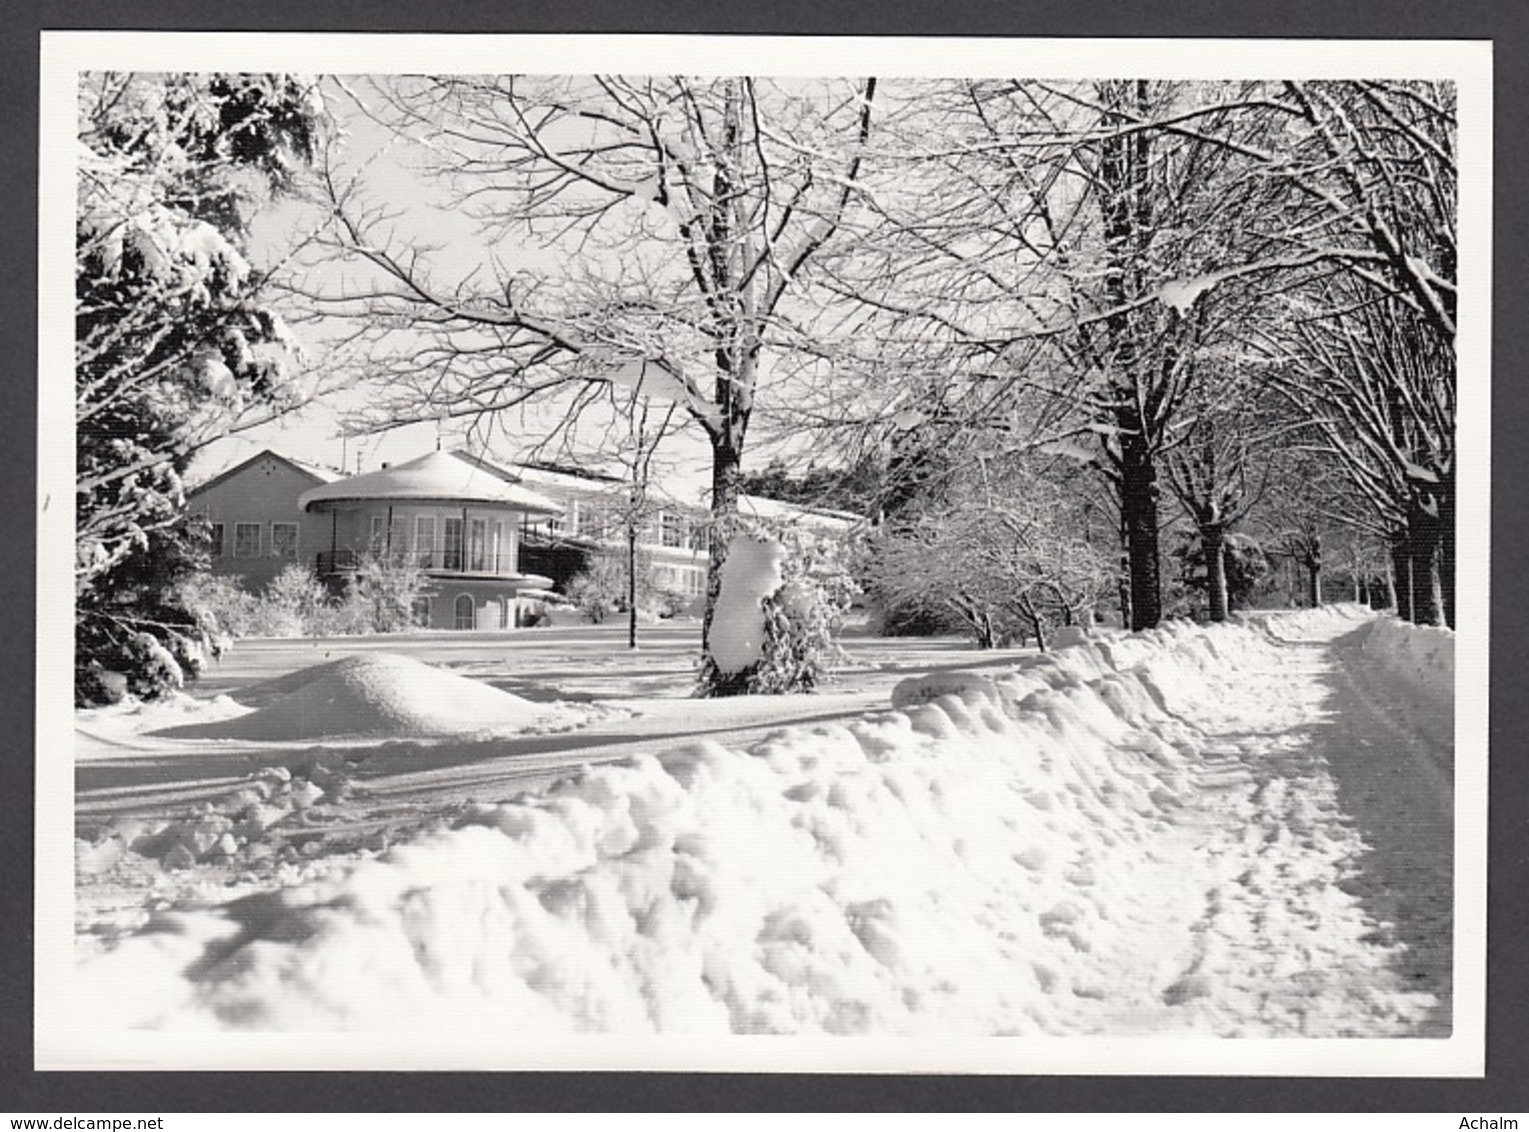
<box><xmin>186</xmin><ymin>447</ymin><xmax>863</xmax><ymax>630</ymax></box>
<box><xmin>188</xmin><ymin>449</ymin><xmax>560</xmax><ymax>630</ymax></box>
<box><xmin>505</xmin><ymin>460</ymin><xmax>712</xmax><ymax>599</ymax></box>
<box><xmin>501</xmin><ymin>456</ymin><xmax>863</xmax><ymax>598</ymax></box>
<box><xmin>184</xmin><ymin>450</ymin><xmax>344</xmax><ymax>595</ymax></box>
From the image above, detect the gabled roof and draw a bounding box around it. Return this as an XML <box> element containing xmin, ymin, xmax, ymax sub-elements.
<box><xmin>283</xmin><ymin>454</ymin><xmax>346</xmax><ymax>484</ymax></box>
<box><xmin>297</xmin><ymin>450</ymin><xmax>562</xmax><ymax>514</ymax></box>
<box><xmin>187</xmin><ymin>449</ymin><xmax>343</xmax><ymax>498</ymax></box>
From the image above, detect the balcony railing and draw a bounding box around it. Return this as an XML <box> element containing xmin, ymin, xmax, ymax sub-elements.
<box><xmin>315</xmin><ymin>548</ymin><xmax>516</xmax><ymax>578</ymax></box>
<box><xmin>315</xmin><ymin>549</ymin><xmax>360</xmax><ymax>576</ymax></box>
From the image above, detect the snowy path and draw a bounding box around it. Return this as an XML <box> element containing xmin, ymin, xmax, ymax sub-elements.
<box><xmin>70</xmin><ymin>609</ymin><xmax>1454</xmax><ymax>1037</ymax></box>
<box><xmin>1084</xmin><ymin>617</ymin><xmax>1453</xmax><ymax>1036</ymax></box>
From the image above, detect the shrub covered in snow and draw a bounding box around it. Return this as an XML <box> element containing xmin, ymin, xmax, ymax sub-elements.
<box><xmin>336</xmin><ymin>552</ymin><xmax>429</xmax><ymax>634</ymax></box>
<box><xmin>565</xmin><ymin>548</ymin><xmax>688</xmax><ymax>625</ymax></box>
<box><xmin>177</xmin><ymin>571</ymin><xmax>258</xmax><ymax>641</ymax></box>
<box><xmin>699</xmin><ymin>525</ymin><xmax>856</xmax><ymax>696</ymax></box>
<box><xmin>257</xmin><ymin>563</ymin><xmax>331</xmax><ymax>637</ymax></box>
<box><xmin>179</xmin><ymin>558</ymin><xmax>422</xmax><ymax>640</ymax></box>
<box><xmin>564</xmin><ymin>552</ymin><xmax>627</xmax><ymax>624</ymax></box>
<box><xmin>874</xmin><ymin>489</ymin><xmax>1109</xmax><ymax>650</ymax></box>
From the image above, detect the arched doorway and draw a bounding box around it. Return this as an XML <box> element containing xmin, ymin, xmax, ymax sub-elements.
<box><xmin>453</xmin><ymin>594</ymin><xmax>475</xmax><ymax>631</ymax></box>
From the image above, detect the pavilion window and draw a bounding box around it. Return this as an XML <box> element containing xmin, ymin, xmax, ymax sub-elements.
<box><xmin>468</xmin><ymin>519</ymin><xmax>487</xmax><ymax>572</ymax></box>
<box><xmin>454</xmin><ymin>594</ymin><xmax>475</xmax><ymax>630</ymax></box>
<box><xmin>415</xmin><ymin>516</ymin><xmax>436</xmax><ymax>568</ymax></box>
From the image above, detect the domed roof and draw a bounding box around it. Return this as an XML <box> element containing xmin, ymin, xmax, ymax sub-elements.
<box><xmin>297</xmin><ymin>451</ymin><xmax>563</xmax><ymax>514</ymax></box>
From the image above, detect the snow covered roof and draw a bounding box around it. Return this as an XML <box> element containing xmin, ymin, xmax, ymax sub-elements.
<box><xmin>737</xmin><ymin>493</ymin><xmax>864</xmax><ymax>531</ymax></box>
<box><xmin>297</xmin><ymin>451</ymin><xmax>563</xmax><ymax>514</ymax></box>
<box><xmin>188</xmin><ymin>448</ymin><xmax>344</xmax><ymax>496</ymax></box>
<box><xmin>283</xmin><ymin>455</ymin><xmax>345</xmax><ymax>484</ymax></box>
<box><xmin>504</xmin><ymin>462</ymin><xmax>626</xmax><ymax>492</ymax></box>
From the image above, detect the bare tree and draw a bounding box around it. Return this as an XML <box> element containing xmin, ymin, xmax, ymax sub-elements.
<box><xmin>876</xmin><ymin>457</ymin><xmax>1110</xmax><ymax>650</ymax></box>
<box><xmin>294</xmin><ymin>75</ymin><xmax>877</xmax><ymax>687</ymax></box>
<box><xmin>287</xmin><ymin>75</ymin><xmax>1456</xmax><ymax>644</ymax></box>
<box><xmin>801</xmin><ymin>78</ymin><xmax>1455</xmax><ymax>636</ymax></box>
<box><xmin>1273</xmin><ymin>81</ymin><xmax>1457</xmax><ymax>344</ymax></box>
<box><xmin>1159</xmin><ymin>357</ymin><xmax>1310</xmax><ymax>622</ymax></box>
<box><xmin>607</xmin><ymin>377</ymin><xmax>679</xmax><ymax>649</ymax></box>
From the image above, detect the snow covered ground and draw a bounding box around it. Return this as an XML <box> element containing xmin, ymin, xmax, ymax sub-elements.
<box><xmin>63</xmin><ymin>604</ymin><xmax>1457</xmax><ymax>1046</ymax></box>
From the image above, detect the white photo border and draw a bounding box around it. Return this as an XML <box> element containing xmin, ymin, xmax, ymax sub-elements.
<box><xmin>37</xmin><ymin>31</ymin><xmax>1493</xmax><ymax>1075</ymax></box>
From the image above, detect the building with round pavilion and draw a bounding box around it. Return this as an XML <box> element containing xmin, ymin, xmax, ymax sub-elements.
<box><xmin>294</xmin><ymin>450</ymin><xmax>561</xmax><ymax>630</ymax></box>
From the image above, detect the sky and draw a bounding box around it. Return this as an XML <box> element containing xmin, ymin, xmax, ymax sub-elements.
<box><xmin>193</xmin><ymin>77</ymin><xmax>722</xmax><ymax>498</ymax></box>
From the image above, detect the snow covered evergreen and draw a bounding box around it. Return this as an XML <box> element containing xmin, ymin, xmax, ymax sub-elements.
<box><xmin>75</xmin><ymin>74</ymin><xmax>323</xmax><ymax>703</ymax></box>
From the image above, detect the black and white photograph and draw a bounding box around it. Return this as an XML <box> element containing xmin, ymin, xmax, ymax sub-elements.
<box><xmin>36</xmin><ymin>32</ymin><xmax>1489</xmax><ymax>1075</ymax></box>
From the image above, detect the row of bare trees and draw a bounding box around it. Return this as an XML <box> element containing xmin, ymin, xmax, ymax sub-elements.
<box><xmin>271</xmin><ymin>74</ymin><xmax>1458</xmax><ymax>684</ymax></box>
<box><xmin>800</xmin><ymin>78</ymin><xmax>1457</xmax><ymax>631</ymax></box>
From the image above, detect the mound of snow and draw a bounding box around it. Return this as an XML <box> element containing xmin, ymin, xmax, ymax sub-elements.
<box><xmin>152</xmin><ymin>654</ymin><xmax>538</xmax><ymax>740</ymax></box>
<box><xmin>1047</xmin><ymin>624</ymin><xmax>1091</xmax><ymax>650</ymax></box>
<box><xmin>1237</xmin><ymin>602</ymin><xmax>1373</xmax><ymax>641</ymax></box>
<box><xmin>889</xmin><ymin>670</ymin><xmax>1000</xmax><ymax>710</ymax></box>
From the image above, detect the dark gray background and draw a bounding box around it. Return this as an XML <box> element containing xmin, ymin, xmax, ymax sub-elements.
<box><xmin>9</xmin><ymin>0</ymin><xmax>1525</xmax><ymax>1112</ymax></box>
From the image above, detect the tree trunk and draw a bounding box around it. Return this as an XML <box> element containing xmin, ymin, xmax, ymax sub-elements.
<box><xmin>1439</xmin><ymin>467</ymin><xmax>1456</xmax><ymax>629</ymax></box>
<box><xmin>702</xmin><ymin>438</ymin><xmax>744</xmax><ymax>658</ymax></box>
<box><xmin>1389</xmin><ymin>537</ymin><xmax>1412</xmax><ymax>621</ymax></box>
<box><xmin>627</xmin><ymin>527</ymin><xmax>639</xmax><ymax>649</ymax></box>
<box><xmin>1409</xmin><ymin>542</ymin><xmax>1440</xmax><ymax>626</ymax></box>
<box><xmin>1096</xmin><ymin>84</ymin><xmax>1163</xmax><ymax>635</ymax></box>
<box><xmin>1117</xmin><ymin>549</ymin><xmax>1132</xmax><ymax>630</ymax></box>
<box><xmin>1201</xmin><ymin>523</ymin><xmax>1228</xmax><ymax>623</ymax></box>
<box><xmin>1408</xmin><ymin>504</ymin><xmax>1443</xmax><ymax>626</ymax></box>
<box><xmin>1021</xmin><ymin>601</ymin><xmax>1048</xmax><ymax>652</ymax></box>
<box><xmin>1120</xmin><ymin>434</ymin><xmax>1162</xmax><ymax>631</ymax></box>
<box><xmin>1306</xmin><ymin>561</ymin><xmax>1322</xmax><ymax>608</ymax></box>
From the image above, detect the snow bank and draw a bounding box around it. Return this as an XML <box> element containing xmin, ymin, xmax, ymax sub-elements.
<box><xmin>77</xmin><ymin>612</ymin><xmax>1437</xmax><ymax>1036</ymax></box>
<box><xmin>153</xmin><ymin>654</ymin><xmax>538</xmax><ymax>740</ymax></box>
<box><xmin>1238</xmin><ymin>602</ymin><xmax>1374</xmax><ymax>642</ymax></box>
<box><xmin>1354</xmin><ymin>616</ymin><xmax>1454</xmax><ymax>702</ymax></box>
<box><xmin>1349</xmin><ymin>614</ymin><xmax>1455</xmax><ymax>750</ymax></box>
